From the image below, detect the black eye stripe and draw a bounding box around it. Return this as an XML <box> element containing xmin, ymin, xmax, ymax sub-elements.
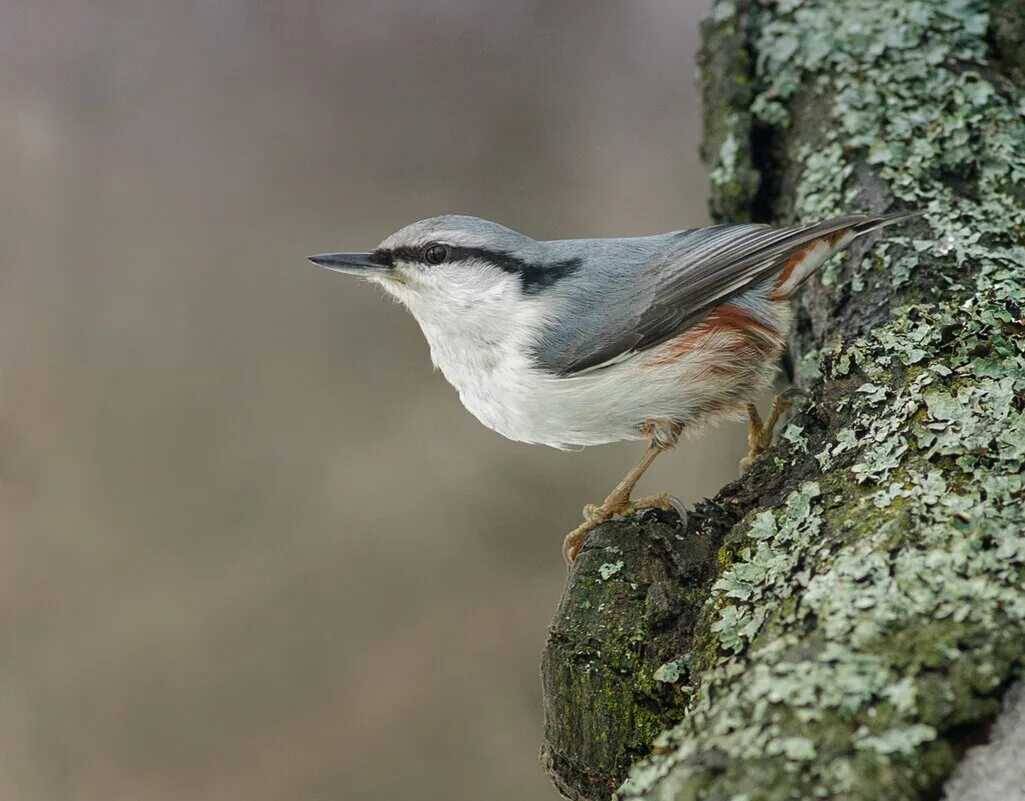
<box><xmin>367</xmin><ymin>250</ymin><xmax>394</xmax><ymax>267</ymax></box>
<box><xmin>371</xmin><ymin>245</ymin><xmax>581</xmax><ymax>294</ymax></box>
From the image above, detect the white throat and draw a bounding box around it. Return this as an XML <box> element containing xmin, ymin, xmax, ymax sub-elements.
<box><xmin>378</xmin><ymin>273</ymin><xmax>544</xmax><ymax>397</ymax></box>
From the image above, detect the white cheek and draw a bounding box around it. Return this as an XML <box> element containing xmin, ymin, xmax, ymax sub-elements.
<box><xmin>368</xmin><ymin>273</ymin><xmax>417</xmax><ymax>307</ymax></box>
<box><xmin>411</xmin><ymin>264</ymin><xmax>511</xmax><ymax>308</ymax></box>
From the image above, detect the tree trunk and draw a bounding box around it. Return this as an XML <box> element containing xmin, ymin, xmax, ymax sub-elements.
<box><xmin>540</xmin><ymin>0</ymin><xmax>1025</xmax><ymax>799</ymax></box>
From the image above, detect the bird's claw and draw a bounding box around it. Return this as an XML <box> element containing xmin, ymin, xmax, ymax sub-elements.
<box><xmin>620</xmin><ymin>491</ymin><xmax>672</xmax><ymax>518</ymax></box>
<box><xmin>741</xmin><ymin>388</ymin><xmax>809</xmax><ymax>471</ymax></box>
<box><xmin>564</xmin><ymin>492</ymin><xmax>684</xmax><ymax>564</ymax></box>
<box><xmin>779</xmin><ymin>386</ymin><xmax>810</xmax><ymax>402</ymax></box>
<box><xmin>664</xmin><ymin>493</ymin><xmax>688</xmax><ymax>522</ymax></box>
<box><xmin>563</xmin><ymin>521</ymin><xmax>595</xmax><ymax>564</ymax></box>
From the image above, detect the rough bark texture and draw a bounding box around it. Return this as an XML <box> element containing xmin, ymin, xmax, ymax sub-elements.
<box><xmin>541</xmin><ymin>1</ymin><xmax>1025</xmax><ymax>799</ymax></box>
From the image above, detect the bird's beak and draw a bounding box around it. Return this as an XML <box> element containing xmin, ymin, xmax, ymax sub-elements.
<box><xmin>308</xmin><ymin>252</ymin><xmax>391</xmax><ymax>277</ymax></box>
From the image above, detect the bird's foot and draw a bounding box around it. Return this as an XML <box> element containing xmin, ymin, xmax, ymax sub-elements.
<box><xmin>562</xmin><ymin>492</ymin><xmax>681</xmax><ymax>564</ymax></box>
<box><xmin>562</xmin><ymin>518</ymin><xmax>598</xmax><ymax>565</ymax></box>
<box><xmin>619</xmin><ymin>492</ymin><xmax>678</xmax><ymax>519</ymax></box>
<box><xmin>740</xmin><ymin>388</ymin><xmax>808</xmax><ymax>472</ymax></box>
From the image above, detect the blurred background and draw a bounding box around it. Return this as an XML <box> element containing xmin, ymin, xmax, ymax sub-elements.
<box><xmin>0</xmin><ymin>2</ymin><xmax>745</xmax><ymax>799</ymax></box>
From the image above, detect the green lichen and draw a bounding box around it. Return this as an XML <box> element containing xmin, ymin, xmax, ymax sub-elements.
<box><xmin>709</xmin><ymin>128</ymin><xmax>741</xmax><ymax>190</ymax></box>
<box><xmin>990</xmin><ymin>0</ymin><xmax>1025</xmax><ymax>82</ymax></box>
<box><xmin>699</xmin><ymin>0</ymin><xmax>762</xmax><ymax>221</ymax></box>
<box><xmin>619</xmin><ymin>0</ymin><xmax>1025</xmax><ymax>798</ymax></box>
<box><xmin>600</xmin><ymin>560</ymin><xmax>626</xmax><ymax>580</ymax></box>
<box><xmin>543</xmin><ymin>519</ymin><xmax>714</xmax><ymax>798</ymax></box>
<box><xmin>654</xmin><ymin>660</ymin><xmax>684</xmax><ymax>684</ymax></box>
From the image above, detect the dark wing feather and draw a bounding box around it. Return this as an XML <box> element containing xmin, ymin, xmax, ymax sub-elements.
<box><xmin>557</xmin><ymin>214</ymin><xmax>879</xmax><ymax>375</ymax></box>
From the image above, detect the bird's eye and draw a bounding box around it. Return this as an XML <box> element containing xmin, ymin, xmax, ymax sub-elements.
<box><xmin>424</xmin><ymin>244</ymin><xmax>447</xmax><ymax>265</ymax></box>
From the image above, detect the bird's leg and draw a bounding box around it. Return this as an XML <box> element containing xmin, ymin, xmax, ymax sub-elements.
<box><xmin>741</xmin><ymin>401</ymin><xmax>766</xmax><ymax>471</ymax></box>
<box><xmin>563</xmin><ymin>439</ymin><xmax>675</xmax><ymax>564</ymax></box>
<box><xmin>740</xmin><ymin>388</ymin><xmax>806</xmax><ymax>471</ymax></box>
<box><xmin>587</xmin><ymin>442</ymin><xmax>666</xmax><ymax>515</ymax></box>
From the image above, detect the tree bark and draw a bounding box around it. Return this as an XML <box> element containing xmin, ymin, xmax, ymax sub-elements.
<box><xmin>541</xmin><ymin>1</ymin><xmax>1025</xmax><ymax>799</ymax></box>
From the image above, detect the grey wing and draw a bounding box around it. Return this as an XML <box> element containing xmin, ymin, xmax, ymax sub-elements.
<box><xmin>535</xmin><ymin>214</ymin><xmax>878</xmax><ymax>375</ymax></box>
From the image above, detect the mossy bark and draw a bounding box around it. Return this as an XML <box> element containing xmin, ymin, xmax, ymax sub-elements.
<box><xmin>541</xmin><ymin>1</ymin><xmax>1025</xmax><ymax>799</ymax></box>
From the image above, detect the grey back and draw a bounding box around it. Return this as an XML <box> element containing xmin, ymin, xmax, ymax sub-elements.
<box><xmin>530</xmin><ymin>215</ymin><xmax>872</xmax><ymax>374</ymax></box>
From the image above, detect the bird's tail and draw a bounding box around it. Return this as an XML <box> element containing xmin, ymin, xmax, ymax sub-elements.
<box><xmin>770</xmin><ymin>209</ymin><xmax>922</xmax><ymax>299</ymax></box>
<box><xmin>851</xmin><ymin>209</ymin><xmax>925</xmax><ymax>235</ymax></box>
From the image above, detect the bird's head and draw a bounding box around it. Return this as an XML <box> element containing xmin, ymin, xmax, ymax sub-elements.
<box><xmin>310</xmin><ymin>215</ymin><xmax>580</xmax><ymax>317</ymax></box>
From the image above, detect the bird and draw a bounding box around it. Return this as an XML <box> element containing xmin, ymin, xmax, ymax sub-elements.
<box><xmin>310</xmin><ymin>211</ymin><xmax>919</xmax><ymax>562</ymax></box>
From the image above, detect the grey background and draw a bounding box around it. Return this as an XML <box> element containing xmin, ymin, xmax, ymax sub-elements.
<box><xmin>0</xmin><ymin>2</ymin><xmax>746</xmax><ymax>800</ymax></box>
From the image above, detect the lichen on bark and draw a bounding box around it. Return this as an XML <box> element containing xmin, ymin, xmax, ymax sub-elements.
<box><xmin>541</xmin><ymin>515</ymin><xmax>714</xmax><ymax>801</ymax></box>
<box><xmin>541</xmin><ymin>0</ymin><xmax>1025</xmax><ymax>799</ymax></box>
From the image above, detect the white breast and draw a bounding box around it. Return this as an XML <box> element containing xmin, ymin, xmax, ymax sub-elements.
<box><xmin>413</xmin><ymin>306</ymin><xmax>756</xmax><ymax>450</ymax></box>
<box><xmin>391</xmin><ymin>276</ymin><xmax>782</xmax><ymax>450</ymax></box>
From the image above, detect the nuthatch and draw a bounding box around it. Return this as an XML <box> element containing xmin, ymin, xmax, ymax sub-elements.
<box><xmin>311</xmin><ymin>211</ymin><xmax>918</xmax><ymax>562</ymax></box>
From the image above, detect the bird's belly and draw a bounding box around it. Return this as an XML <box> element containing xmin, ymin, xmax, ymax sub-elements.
<box><xmin>457</xmin><ymin>376</ymin><xmax>645</xmax><ymax>449</ymax></box>
<box><xmin>451</xmin><ymin>343</ymin><xmax>780</xmax><ymax>450</ymax></box>
<box><xmin>447</xmin><ymin>358</ymin><xmax>713</xmax><ymax>449</ymax></box>
<box><xmin>442</xmin><ymin>358</ymin><xmax>633</xmax><ymax>449</ymax></box>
